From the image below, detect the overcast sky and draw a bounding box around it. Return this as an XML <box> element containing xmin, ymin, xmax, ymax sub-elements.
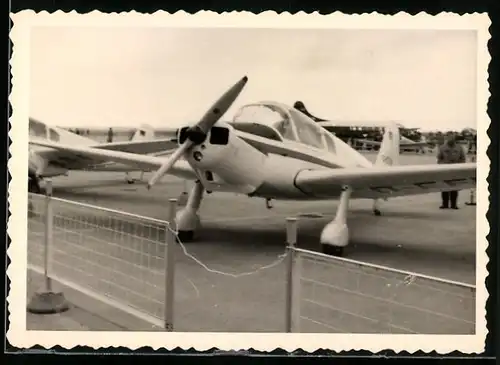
<box><xmin>29</xmin><ymin>27</ymin><xmax>477</xmax><ymax>131</ymax></box>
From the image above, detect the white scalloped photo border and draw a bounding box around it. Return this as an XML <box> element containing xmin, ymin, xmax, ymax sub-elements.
<box><xmin>7</xmin><ymin>10</ymin><xmax>491</xmax><ymax>354</ymax></box>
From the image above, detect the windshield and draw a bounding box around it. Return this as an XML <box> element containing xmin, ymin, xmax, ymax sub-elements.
<box><xmin>233</xmin><ymin>104</ymin><xmax>297</xmax><ymax>141</ymax></box>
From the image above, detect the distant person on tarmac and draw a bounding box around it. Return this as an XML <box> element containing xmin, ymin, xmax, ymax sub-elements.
<box><xmin>107</xmin><ymin>127</ymin><xmax>113</xmax><ymax>143</ymax></box>
<box><xmin>437</xmin><ymin>132</ymin><xmax>466</xmax><ymax>209</ymax></box>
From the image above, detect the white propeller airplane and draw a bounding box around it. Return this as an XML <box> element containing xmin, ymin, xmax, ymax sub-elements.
<box><xmin>29</xmin><ymin>76</ymin><xmax>476</xmax><ymax>256</ymax></box>
<box><xmin>28</xmin><ymin>118</ymin><xmax>177</xmax><ymax>193</ymax></box>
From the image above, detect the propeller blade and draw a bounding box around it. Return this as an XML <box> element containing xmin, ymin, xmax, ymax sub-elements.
<box><xmin>147</xmin><ymin>76</ymin><xmax>248</xmax><ymax>190</ymax></box>
<box><xmin>195</xmin><ymin>75</ymin><xmax>248</xmax><ymax>134</ymax></box>
<box><xmin>147</xmin><ymin>141</ymin><xmax>193</xmax><ymax>189</ymax></box>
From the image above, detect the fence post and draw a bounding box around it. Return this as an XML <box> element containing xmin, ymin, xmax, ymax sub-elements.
<box><xmin>44</xmin><ymin>179</ymin><xmax>54</xmax><ymax>292</ymax></box>
<box><xmin>285</xmin><ymin>217</ymin><xmax>298</xmax><ymax>333</ymax></box>
<box><xmin>27</xmin><ymin>179</ymin><xmax>69</xmax><ymax>314</ymax></box>
<box><xmin>465</xmin><ymin>154</ymin><xmax>476</xmax><ymax>206</ymax></box>
<box><xmin>163</xmin><ymin>198</ymin><xmax>177</xmax><ymax>331</ymax></box>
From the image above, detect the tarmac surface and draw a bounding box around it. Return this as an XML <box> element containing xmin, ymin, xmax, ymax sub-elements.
<box><xmin>26</xmin><ymin>152</ymin><xmax>477</xmax><ymax>333</ymax></box>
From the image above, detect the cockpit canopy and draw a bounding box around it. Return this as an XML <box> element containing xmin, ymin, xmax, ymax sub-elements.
<box><xmin>231</xmin><ymin>102</ymin><xmax>337</xmax><ymax>153</ymax></box>
<box><xmin>231</xmin><ymin>104</ymin><xmax>286</xmax><ymax>142</ymax></box>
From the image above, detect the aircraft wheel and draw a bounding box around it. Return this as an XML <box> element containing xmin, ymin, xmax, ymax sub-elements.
<box><xmin>28</xmin><ymin>177</ymin><xmax>42</xmax><ymax>194</ymax></box>
<box><xmin>321</xmin><ymin>244</ymin><xmax>344</xmax><ymax>257</ymax></box>
<box><xmin>373</xmin><ymin>209</ymin><xmax>381</xmax><ymax>216</ymax></box>
<box><xmin>176</xmin><ymin>230</ymin><xmax>194</xmax><ymax>243</ymax></box>
<box><xmin>126</xmin><ymin>179</ymin><xmax>136</xmax><ymax>184</ymax></box>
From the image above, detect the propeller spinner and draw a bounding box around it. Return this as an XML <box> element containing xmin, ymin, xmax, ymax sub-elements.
<box><xmin>147</xmin><ymin>76</ymin><xmax>249</xmax><ymax>189</ymax></box>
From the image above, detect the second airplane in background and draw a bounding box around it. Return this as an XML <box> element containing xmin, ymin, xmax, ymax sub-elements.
<box><xmin>293</xmin><ymin>100</ymin><xmax>429</xmax><ymax>150</ymax></box>
<box><xmin>28</xmin><ymin>118</ymin><xmax>176</xmax><ymax>193</ymax></box>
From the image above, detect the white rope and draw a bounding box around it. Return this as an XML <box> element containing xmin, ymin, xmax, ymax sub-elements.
<box><xmin>166</xmin><ymin>226</ymin><xmax>288</xmax><ymax>279</ymax></box>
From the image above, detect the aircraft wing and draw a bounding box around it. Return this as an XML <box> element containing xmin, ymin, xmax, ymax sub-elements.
<box><xmin>92</xmin><ymin>138</ymin><xmax>179</xmax><ymax>154</ymax></box>
<box><xmin>354</xmin><ymin>138</ymin><xmax>429</xmax><ymax>148</ymax></box>
<box><xmin>294</xmin><ymin>163</ymin><xmax>476</xmax><ymax>199</ymax></box>
<box><xmin>223</xmin><ymin>132</ymin><xmax>475</xmax><ymax>200</ymax></box>
<box><xmin>29</xmin><ymin>140</ymin><xmax>197</xmax><ymax>180</ymax></box>
<box><xmin>30</xmin><ymin>136</ymin><xmax>179</xmax><ymax>171</ymax></box>
<box><xmin>82</xmin><ymin>148</ymin><xmax>179</xmax><ymax>172</ymax></box>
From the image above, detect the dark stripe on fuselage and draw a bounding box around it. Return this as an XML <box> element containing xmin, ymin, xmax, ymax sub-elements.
<box><xmin>238</xmin><ymin>133</ymin><xmax>344</xmax><ymax>170</ymax></box>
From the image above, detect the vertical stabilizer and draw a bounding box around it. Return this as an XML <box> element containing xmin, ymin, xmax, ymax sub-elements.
<box><xmin>293</xmin><ymin>101</ymin><xmax>328</xmax><ymax>122</ymax></box>
<box><xmin>375</xmin><ymin>122</ymin><xmax>400</xmax><ymax>167</ymax></box>
<box><xmin>125</xmin><ymin>124</ymin><xmax>155</xmax><ymax>183</ymax></box>
<box><xmin>130</xmin><ymin>123</ymin><xmax>155</xmax><ymax>141</ymax></box>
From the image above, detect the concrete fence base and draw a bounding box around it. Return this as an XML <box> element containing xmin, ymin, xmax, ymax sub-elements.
<box><xmin>27</xmin><ymin>291</ymin><xmax>70</xmax><ymax>314</ymax></box>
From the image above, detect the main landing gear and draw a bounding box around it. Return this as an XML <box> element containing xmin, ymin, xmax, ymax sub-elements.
<box><xmin>125</xmin><ymin>171</ymin><xmax>145</xmax><ymax>184</ymax></box>
<box><xmin>175</xmin><ymin>180</ymin><xmax>204</xmax><ymax>243</ymax></box>
<box><xmin>320</xmin><ymin>185</ymin><xmax>352</xmax><ymax>257</ymax></box>
<box><xmin>373</xmin><ymin>198</ymin><xmax>382</xmax><ymax>216</ymax></box>
<box><xmin>320</xmin><ymin>190</ymin><xmax>385</xmax><ymax>257</ymax></box>
<box><xmin>170</xmin><ymin>183</ymin><xmax>386</xmax><ymax>254</ymax></box>
<box><xmin>28</xmin><ymin>176</ymin><xmax>42</xmax><ymax>194</ymax></box>
<box><xmin>125</xmin><ymin>171</ymin><xmax>136</xmax><ymax>184</ymax></box>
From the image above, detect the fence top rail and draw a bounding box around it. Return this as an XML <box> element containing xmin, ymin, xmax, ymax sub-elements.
<box><xmin>45</xmin><ymin>194</ymin><xmax>172</xmax><ymax>227</ymax></box>
<box><xmin>292</xmin><ymin>247</ymin><xmax>476</xmax><ymax>290</ymax></box>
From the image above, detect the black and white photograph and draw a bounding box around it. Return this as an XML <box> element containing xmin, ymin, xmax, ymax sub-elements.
<box><xmin>7</xmin><ymin>11</ymin><xmax>490</xmax><ymax>354</ymax></box>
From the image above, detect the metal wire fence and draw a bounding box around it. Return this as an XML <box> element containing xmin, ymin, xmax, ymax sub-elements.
<box><xmin>27</xmin><ymin>183</ymin><xmax>476</xmax><ymax>334</ymax></box>
<box><xmin>27</xmin><ymin>181</ymin><xmax>177</xmax><ymax>329</ymax></box>
<box><xmin>286</xmin><ymin>247</ymin><xmax>476</xmax><ymax>334</ymax></box>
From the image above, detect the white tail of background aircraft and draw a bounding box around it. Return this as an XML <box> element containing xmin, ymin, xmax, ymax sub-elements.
<box><xmin>292</xmin><ymin>101</ymin><xmax>328</xmax><ymax>122</ymax></box>
<box><xmin>125</xmin><ymin>124</ymin><xmax>156</xmax><ymax>183</ymax></box>
<box><xmin>129</xmin><ymin>124</ymin><xmax>155</xmax><ymax>142</ymax></box>
<box><xmin>375</xmin><ymin>122</ymin><xmax>400</xmax><ymax>167</ymax></box>
<box><xmin>370</xmin><ymin>122</ymin><xmax>400</xmax><ymax>215</ymax></box>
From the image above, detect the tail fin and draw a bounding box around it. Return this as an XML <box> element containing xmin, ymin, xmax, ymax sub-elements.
<box><xmin>125</xmin><ymin>124</ymin><xmax>155</xmax><ymax>183</ymax></box>
<box><xmin>293</xmin><ymin>101</ymin><xmax>328</xmax><ymax>122</ymax></box>
<box><xmin>375</xmin><ymin>122</ymin><xmax>400</xmax><ymax>167</ymax></box>
<box><xmin>130</xmin><ymin>124</ymin><xmax>155</xmax><ymax>141</ymax></box>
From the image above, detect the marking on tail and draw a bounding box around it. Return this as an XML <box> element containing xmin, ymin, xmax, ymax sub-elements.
<box><xmin>375</xmin><ymin>122</ymin><xmax>400</xmax><ymax>167</ymax></box>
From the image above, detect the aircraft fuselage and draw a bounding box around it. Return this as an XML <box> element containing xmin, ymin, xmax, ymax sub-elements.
<box><xmin>178</xmin><ymin>122</ymin><xmax>367</xmax><ymax>200</ymax></box>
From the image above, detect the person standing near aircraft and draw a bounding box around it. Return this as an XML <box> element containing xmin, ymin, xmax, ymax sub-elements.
<box><xmin>437</xmin><ymin>132</ymin><xmax>466</xmax><ymax>209</ymax></box>
<box><xmin>107</xmin><ymin>127</ymin><xmax>114</xmax><ymax>143</ymax></box>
